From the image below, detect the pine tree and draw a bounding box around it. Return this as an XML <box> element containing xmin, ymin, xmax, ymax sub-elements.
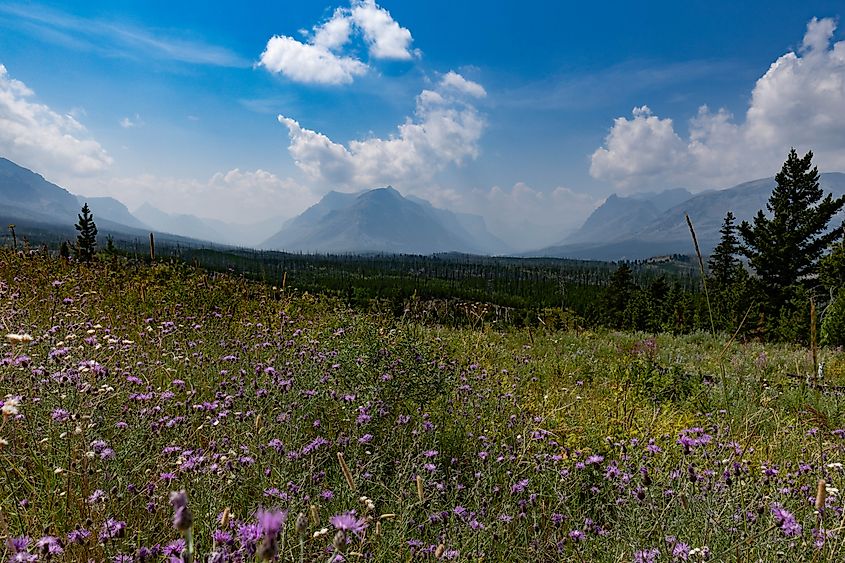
<box><xmin>603</xmin><ymin>263</ymin><xmax>635</xmax><ymax>327</ymax></box>
<box><xmin>75</xmin><ymin>203</ymin><xmax>98</xmax><ymax>262</ymax></box>
<box><xmin>708</xmin><ymin>212</ymin><xmax>743</xmax><ymax>287</ymax></box>
<box><xmin>59</xmin><ymin>241</ymin><xmax>70</xmax><ymax>260</ymax></box>
<box><xmin>739</xmin><ymin>149</ymin><xmax>845</xmax><ymax>314</ymax></box>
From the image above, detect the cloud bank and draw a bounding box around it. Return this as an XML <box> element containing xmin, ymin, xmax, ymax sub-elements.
<box><xmin>277</xmin><ymin>71</ymin><xmax>486</xmax><ymax>190</ymax></box>
<box><xmin>0</xmin><ymin>64</ymin><xmax>111</xmax><ymax>178</ymax></box>
<box><xmin>591</xmin><ymin>17</ymin><xmax>845</xmax><ymax>191</ymax></box>
<box><xmin>259</xmin><ymin>0</ymin><xmax>415</xmax><ymax>85</ymax></box>
<box><xmin>84</xmin><ymin>169</ymin><xmax>315</xmax><ymax>223</ymax></box>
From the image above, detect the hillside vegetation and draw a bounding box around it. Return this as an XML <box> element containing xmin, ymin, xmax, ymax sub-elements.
<box><xmin>3</xmin><ymin>249</ymin><xmax>845</xmax><ymax>561</ymax></box>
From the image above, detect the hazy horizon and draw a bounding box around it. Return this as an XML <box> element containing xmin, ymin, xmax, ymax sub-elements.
<box><xmin>1</xmin><ymin>1</ymin><xmax>844</xmax><ymax>249</ymax></box>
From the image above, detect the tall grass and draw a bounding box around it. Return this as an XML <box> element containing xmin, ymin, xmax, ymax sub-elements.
<box><xmin>1</xmin><ymin>248</ymin><xmax>844</xmax><ymax>561</ymax></box>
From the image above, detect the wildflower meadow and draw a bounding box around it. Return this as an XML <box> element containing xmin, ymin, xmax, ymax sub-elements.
<box><xmin>2</xmin><ymin>248</ymin><xmax>845</xmax><ymax>561</ymax></box>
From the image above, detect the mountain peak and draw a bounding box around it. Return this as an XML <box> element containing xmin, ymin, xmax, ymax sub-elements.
<box><xmin>261</xmin><ymin>186</ymin><xmax>505</xmax><ymax>255</ymax></box>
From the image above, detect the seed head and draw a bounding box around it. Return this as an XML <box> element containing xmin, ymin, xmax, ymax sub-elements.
<box><xmin>816</xmin><ymin>479</ymin><xmax>827</xmax><ymax>512</ymax></box>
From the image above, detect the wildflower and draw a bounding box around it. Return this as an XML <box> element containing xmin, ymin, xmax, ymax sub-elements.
<box><xmin>633</xmin><ymin>548</ymin><xmax>661</xmax><ymax>563</ymax></box>
<box><xmin>669</xmin><ymin>543</ymin><xmax>691</xmax><ymax>561</ymax></box>
<box><xmin>2</xmin><ymin>396</ymin><xmax>20</xmax><ymax>420</ymax></box>
<box><xmin>169</xmin><ymin>490</ymin><xmax>193</xmax><ymax>533</ymax></box>
<box><xmin>99</xmin><ymin>518</ymin><xmax>127</xmax><ymax>541</ymax></box>
<box><xmin>67</xmin><ymin>528</ymin><xmax>91</xmax><ymax>544</ymax></box>
<box><xmin>7</xmin><ymin>536</ymin><xmax>36</xmax><ymax>562</ymax></box>
<box><xmin>330</xmin><ymin>511</ymin><xmax>368</xmax><ymax>537</ymax></box>
<box><xmin>771</xmin><ymin>503</ymin><xmax>802</xmax><ymax>537</ymax></box>
<box><xmin>585</xmin><ymin>454</ymin><xmax>604</xmax><ymax>465</ymax></box>
<box><xmin>256</xmin><ymin>508</ymin><xmax>287</xmax><ymax>561</ymax></box>
<box><xmin>568</xmin><ymin>529</ymin><xmax>585</xmax><ymax>542</ymax></box>
<box><xmin>35</xmin><ymin>536</ymin><xmax>63</xmax><ymax>556</ymax></box>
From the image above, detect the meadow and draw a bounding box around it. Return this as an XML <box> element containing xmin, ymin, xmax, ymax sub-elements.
<box><xmin>2</xmin><ymin>247</ymin><xmax>845</xmax><ymax>562</ymax></box>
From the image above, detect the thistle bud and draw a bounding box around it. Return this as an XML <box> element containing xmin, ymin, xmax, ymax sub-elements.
<box><xmin>310</xmin><ymin>504</ymin><xmax>320</xmax><ymax>525</ymax></box>
<box><xmin>332</xmin><ymin>529</ymin><xmax>346</xmax><ymax>552</ymax></box>
<box><xmin>295</xmin><ymin>512</ymin><xmax>308</xmax><ymax>535</ymax></box>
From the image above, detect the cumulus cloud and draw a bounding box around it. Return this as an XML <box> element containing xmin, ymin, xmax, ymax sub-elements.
<box><xmin>350</xmin><ymin>0</ymin><xmax>415</xmax><ymax>60</ymax></box>
<box><xmin>258</xmin><ymin>0</ymin><xmax>415</xmax><ymax>85</ymax></box>
<box><xmin>258</xmin><ymin>36</ymin><xmax>367</xmax><ymax>85</ymax></box>
<box><xmin>0</xmin><ymin>64</ymin><xmax>111</xmax><ymax>178</ymax></box>
<box><xmin>82</xmin><ymin>169</ymin><xmax>316</xmax><ymax>223</ymax></box>
<box><xmin>590</xmin><ymin>17</ymin><xmax>845</xmax><ymax>191</ymax></box>
<box><xmin>277</xmin><ymin>71</ymin><xmax>486</xmax><ymax>190</ymax></box>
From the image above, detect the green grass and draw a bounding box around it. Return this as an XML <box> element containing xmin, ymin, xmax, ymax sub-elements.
<box><xmin>1</xmin><ymin>248</ymin><xmax>844</xmax><ymax>561</ymax></box>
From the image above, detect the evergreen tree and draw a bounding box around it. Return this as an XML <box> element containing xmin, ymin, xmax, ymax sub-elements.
<box><xmin>75</xmin><ymin>203</ymin><xmax>98</xmax><ymax>262</ymax></box>
<box><xmin>603</xmin><ymin>263</ymin><xmax>635</xmax><ymax>327</ymax></box>
<box><xmin>59</xmin><ymin>241</ymin><xmax>70</xmax><ymax>260</ymax></box>
<box><xmin>739</xmin><ymin>149</ymin><xmax>845</xmax><ymax>315</ymax></box>
<box><xmin>708</xmin><ymin>212</ymin><xmax>743</xmax><ymax>287</ymax></box>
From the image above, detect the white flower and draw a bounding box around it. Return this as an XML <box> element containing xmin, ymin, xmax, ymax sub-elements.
<box><xmin>826</xmin><ymin>462</ymin><xmax>843</xmax><ymax>470</ymax></box>
<box><xmin>2</xmin><ymin>397</ymin><xmax>19</xmax><ymax>419</ymax></box>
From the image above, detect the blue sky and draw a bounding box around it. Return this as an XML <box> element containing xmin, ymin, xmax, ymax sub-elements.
<box><xmin>0</xmin><ymin>0</ymin><xmax>843</xmax><ymax>248</ymax></box>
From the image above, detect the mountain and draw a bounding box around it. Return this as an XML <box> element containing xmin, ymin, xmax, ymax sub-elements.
<box><xmin>532</xmin><ymin>173</ymin><xmax>845</xmax><ymax>260</ymax></box>
<box><xmin>76</xmin><ymin>195</ymin><xmax>149</xmax><ymax>230</ymax></box>
<box><xmin>564</xmin><ymin>188</ymin><xmax>693</xmax><ymax>245</ymax></box>
<box><xmin>0</xmin><ymin>157</ymin><xmax>80</xmax><ymax>222</ymax></box>
<box><xmin>133</xmin><ymin>203</ymin><xmax>286</xmax><ymax>247</ymax></box>
<box><xmin>134</xmin><ymin>203</ymin><xmax>226</xmax><ymax>244</ymax></box>
<box><xmin>261</xmin><ymin>187</ymin><xmax>506</xmax><ymax>255</ymax></box>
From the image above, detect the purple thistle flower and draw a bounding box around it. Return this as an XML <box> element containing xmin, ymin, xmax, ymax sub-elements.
<box><xmin>672</xmin><ymin>542</ymin><xmax>690</xmax><ymax>560</ymax></box>
<box><xmin>634</xmin><ymin>548</ymin><xmax>661</xmax><ymax>563</ymax></box>
<box><xmin>329</xmin><ymin>511</ymin><xmax>368</xmax><ymax>537</ymax></box>
<box><xmin>99</xmin><ymin>519</ymin><xmax>127</xmax><ymax>542</ymax></box>
<box><xmin>169</xmin><ymin>490</ymin><xmax>193</xmax><ymax>532</ymax></box>
<box><xmin>35</xmin><ymin>536</ymin><xmax>64</xmax><ymax>556</ymax></box>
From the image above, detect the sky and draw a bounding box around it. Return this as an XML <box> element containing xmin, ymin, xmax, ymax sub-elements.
<box><xmin>0</xmin><ymin>0</ymin><xmax>844</xmax><ymax>249</ymax></box>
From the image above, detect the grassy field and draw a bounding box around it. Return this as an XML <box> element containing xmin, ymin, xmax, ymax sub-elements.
<box><xmin>2</xmin><ymin>248</ymin><xmax>845</xmax><ymax>562</ymax></box>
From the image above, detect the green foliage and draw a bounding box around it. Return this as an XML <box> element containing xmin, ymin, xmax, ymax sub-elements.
<box><xmin>619</xmin><ymin>357</ymin><xmax>702</xmax><ymax>402</ymax></box>
<box><xmin>820</xmin><ymin>240</ymin><xmax>845</xmax><ymax>292</ymax></box>
<box><xmin>708</xmin><ymin>211</ymin><xmax>743</xmax><ymax>287</ymax></box>
<box><xmin>74</xmin><ymin>202</ymin><xmax>98</xmax><ymax>262</ymax></box>
<box><xmin>821</xmin><ymin>288</ymin><xmax>845</xmax><ymax>346</ymax></box>
<box><xmin>739</xmin><ymin>149</ymin><xmax>845</xmax><ymax>314</ymax></box>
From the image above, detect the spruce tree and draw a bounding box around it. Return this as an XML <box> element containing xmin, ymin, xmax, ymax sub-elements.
<box><xmin>75</xmin><ymin>203</ymin><xmax>98</xmax><ymax>262</ymax></box>
<box><xmin>739</xmin><ymin>149</ymin><xmax>845</xmax><ymax>313</ymax></box>
<box><xmin>59</xmin><ymin>241</ymin><xmax>70</xmax><ymax>260</ymax></box>
<box><xmin>708</xmin><ymin>212</ymin><xmax>743</xmax><ymax>287</ymax></box>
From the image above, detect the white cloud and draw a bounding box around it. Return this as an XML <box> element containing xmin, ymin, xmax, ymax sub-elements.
<box><xmin>0</xmin><ymin>63</ymin><xmax>112</xmax><ymax>178</ymax></box>
<box><xmin>440</xmin><ymin>71</ymin><xmax>487</xmax><ymax>98</ymax></box>
<box><xmin>350</xmin><ymin>0</ymin><xmax>414</xmax><ymax>60</ymax></box>
<box><xmin>277</xmin><ymin>71</ymin><xmax>485</xmax><ymax>190</ymax></box>
<box><xmin>590</xmin><ymin>17</ymin><xmax>845</xmax><ymax>191</ymax></box>
<box><xmin>119</xmin><ymin>114</ymin><xmax>143</xmax><ymax>128</ymax></box>
<box><xmin>258</xmin><ymin>35</ymin><xmax>367</xmax><ymax>85</ymax></box>
<box><xmin>258</xmin><ymin>0</ymin><xmax>415</xmax><ymax>85</ymax></box>
<box><xmin>313</xmin><ymin>8</ymin><xmax>353</xmax><ymax>51</ymax></box>
<box><xmin>82</xmin><ymin>169</ymin><xmax>316</xmax><ymax>223</ymax></box>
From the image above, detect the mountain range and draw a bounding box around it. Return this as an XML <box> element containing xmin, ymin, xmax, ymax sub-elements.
<box><xmin>3</xmin><ymin>155</ymin><xmax>845</xmax><ymax>260</ymax></box>
<box><xmin>530</xmin><ymin>173</ymin><xmax>845</xmax><ymax>260</ymax></box>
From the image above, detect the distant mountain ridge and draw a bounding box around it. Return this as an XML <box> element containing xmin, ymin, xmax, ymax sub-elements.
<box><xmin>261</xmin><ymin>187</ymin><xmax>508</xmax><ymax>255</ymax></box>
<box><xmin>531</xmin><ymin>173</ymin><xmax>845</xmax><ymax>260</ymax></box>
